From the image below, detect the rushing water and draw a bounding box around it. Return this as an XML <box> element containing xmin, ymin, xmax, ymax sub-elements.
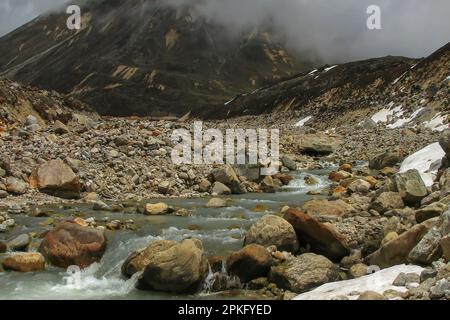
<box><xmin>0</xmin><ymin>169</ymin><xmax>332</xmax><ymax>300</ymax></box>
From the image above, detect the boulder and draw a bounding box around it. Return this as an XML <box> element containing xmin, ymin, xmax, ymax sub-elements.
<box><xmin>244</xmin><ymin>215</ymin><xmax>299</xmax><ymax>252</ymax></box>
<box><xmin>440</xmin><ymin>169</ymin><xmax>450</xmax><ymax>199</ymax></box>
<box><xmin>273</xmin><ymin>173</ymin><xmax>293</xmax><ymax>186</ymax></box>
<box><xmin>408</xmin><ymin>227</ymin><xmax>442</xmax><ymax>264</ymax></box>
<box><xmin>260</xmin><ymin>175</ymin><xmax>277</xmax><ymax>193</ymax></box>
<box><xmin>296</xmin><ymin>134</ymin><xmax>341</xmax><ymax>156</ymax></box>
<box><xmin>415</xmin><ymin>202</ymin><xmax>446</xmax><ymax>223</ymax></box>
<box><xmin>348</xmin><ymin>179</ymin><xmax>371</xmax><ymax>194</ymax></box>
<box><xmin>281</xmin><ymin>155</ymin><xmax>297</xmax><ymax>171</ymax></box>
<box><xmin>52</xmin><ymin>120</ymin><xmax>70</xmax><ymax>134</ymax></box>
<box><xmin>328</xmin><ymin>171</ymin><xmax>351</xmax><ymax>182</ymax></box>
<box><xmin>233</xmin><ymin>164</ymin><xmax>260</xmax><ymax>182</ymax></box>
<box><xmin>144</xmin><ymin>202</ymin><xmax>170</xmax><ymax>215</ymax></box>
<box><xmin>2</xmin><ymin>253</ymin><xmax>46</xmax><ymax>272</ymax></box>
<box><xmin>198</xmin><ymin>179</ymin><xmax>211</xmax><ymax>192</ymax></box>
<box><xmin>226</xmin><ymin>244</ymin><xmax>273</xmax><ymax>283</ymax></box>
<box><xmin>158</xmin><ymin>180</ymin><xmax>171</xmax><ymax>194</ymax></box>
<box><xmin>370</xmin><ymin>192</ymin><xmax>405</xmax><ymax>214</ymax></box>
<box><xmin>439</xmin><ymin>130</ymin><xmax>450</xmax><ymax>153</ymax></box>
<box><xmin>5</xmin><ymin>177</ymin><xmax>28</xmax><ymax>195</ymax></box>
<box><xmin>122</xmin><ymin>240</ymin><xmax>176</xmax><ymax>277</ymax></box>
<box><xmin>369</xmin><ymin>149</ymin><xmax>405</xmax><ymax>170</ymax></box>
<box><xmin>366</xmin><ymin>219</ymin><xmax>437</xmax><ymax>269</ymax></box>
<box><xmin>211</xmin><ymin>182</ymin><xmax>231</xmax><ymax>195</ymax></box>
<box><xmin>30</xmin><ymin>159</ymin><xmax>80</xmax><ymax>199</ymax></box>
<box><xmin>7</xmin><ymin>234</ymin><xmax>31</xmax><ymax>251</ymax></box>
<box><xmin>349</xmin><ymin>263</ymin><xmax>369</xmax><ymax>279</ymax></box>
<box><xmin>283</xmin><ymin>209</ymin><xmax>350</xmax><ymax>261</ymax></box>
<box><xmin>441</xmin><ymin>235</ymin><xmax>450</xmax><ymax>262</ymax></box>
<box><xmin>205</xmin><ymin>198</ymin><xmax>228</xmax><ymax>208</ymax></box>
<box><xmin>393</xmin><ymin>169</ymin><xmax>428</xmax><ymax>206</ymax></box>
<box><xmin>211</xmin><ymin>165</ymin><xmax>246</xmax><ymax>194</ymax></box>
<box><xmin>39</xmin><ymin>222</ymin><xmax>107</xmax><ymax>268</ymax></box>
<box><xmin>269</xmin><ymin>253</ymin><xmax>339</xmax><ymax>293</ymax></box>
<box><xmin>140</xmin><ymin>239</ymin><xmax>208</xmax><ymax>293</ymax></box>
<box><xmin>357</xmin><ymin>291</ymin><xmax>386</xmax><ymax>300</ymax></box>
<box><xmin>302</xmin><ymin>199</ymin><xmax>354</xmax><ymax>217</ymax></box>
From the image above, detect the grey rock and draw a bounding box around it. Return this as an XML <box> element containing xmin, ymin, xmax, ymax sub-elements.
<box><xmin>7</xmin><ymin>234</ymin><xmax>31</xmax><ymax>251</ymax></box>
<box><xmin>392</xmin><ymin>272</ymin><xmax>420</xmax><ymax>287</ymax></box>
<box><xmin>269</xmin><ymin>253</ymin><xmax>339</xmax><ymax>293</ymax></box>
<box><xmin>408</xmin><ymin>227</ymin><xmax>442</xmax><ymax>265</ymax></box>
<box><xmin>211</xmin><ymin>182</ymin><xmax>231</xmax><ymax>195</ymax></box>
<box><xmin>281</xmin><ymin>155</ymin><xmax>297</xmax><ymax>171</ymax></box>
<box><xmin>393</xmin><ymin>169</ymin><xmax>428</xmax><ymax>206</ymax></box>
<box><xmin>245</xmin><ymin>215</ymin><xmax>299</xmax><ymax>253</ymax></box>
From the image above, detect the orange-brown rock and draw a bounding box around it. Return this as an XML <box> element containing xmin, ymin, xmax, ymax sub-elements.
<box><xmin>283</xmin><ymin>209</ymin><xmax>350</xmax><ymax>261</ymax></box>
<box><xmin>39</xmin><ymin>222</ymin><xmax>107</xmax><ymax>269</ymax></box>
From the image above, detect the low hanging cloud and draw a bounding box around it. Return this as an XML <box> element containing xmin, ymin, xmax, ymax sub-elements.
<box><xmin>0</xmin><ymin>0</ymin><xmax>449</xmax><ymax>63</ymax></box>
<box><xmin>167</xmin><ymin>0</ymin><xmax>450</xmax><ymax>63</ymax></box>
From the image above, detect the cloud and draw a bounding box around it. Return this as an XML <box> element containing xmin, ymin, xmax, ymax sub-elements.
<box><xmin>166</xmin><ymin>0</ymin><xmax>450</xmax><ymax>62</ymax></box>
<box><xmin>1</xmin><ymin>0</ymin><xmax>449</xmax><ymax>63</ymax></box>
<box><xmin>0</xmin><ymin>0</ymin><xmax>68</xmax><ymax>36</ymax></box>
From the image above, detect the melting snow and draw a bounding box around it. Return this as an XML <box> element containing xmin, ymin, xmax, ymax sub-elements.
<box><xmin>308</xmin><ymin>69</ymin><xmax>318</xmax><ymax>75</ymax></box>
<box><xmin>392</xmin><ymin>72</ymin><xmax>408</xmax><ymax>85</ymax></box>
<box><xmin>423</xmin><ymin>113</ymin><xmax>448</xmax><ymax>132</ymax></box>
<box><xmin>324</xmin><ymin>65</ymin><xmax>338</xmax><ymax>72</ymax></box>
<box><xmin>294</xmin><ymin>264</ymin><xmax>424</xmax><ymax>300</ymax></box>
<box><xmin>400</xmin><ymin>142</ymin><xmax>445</xmax><ymax>187</ymax></box>
<box><xmin>371</xmin><ymin>105</ymin><xmax>404</xmax><ymax>124</ymax></box>
<box><xmin>387</xmin><ymin>107</ymin><xmax>425</xmax><ymax>129</ymax></box>
<box><xmin>295</xmin><ymin>116</ymin><xmax>313</xmax><ymax>127</ymax></box>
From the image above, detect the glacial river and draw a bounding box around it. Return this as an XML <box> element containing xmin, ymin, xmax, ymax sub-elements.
<box><xmin>0</xmin><ymin>169</ymin><xmax>332</xmax><ymax>300</ymax></box>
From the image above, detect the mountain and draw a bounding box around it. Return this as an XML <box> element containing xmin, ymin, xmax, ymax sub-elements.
<box><xmin>221</xmin><ymin>42</ymin><xmax>449</xmax><ymax>127</ymax></box>
<box><xmin>0</xmin><ymin>0</ymin><xmax>309</xmax><ymax>117</ymax></box>
<box><xmin>0</xmin><ymin>77</ymin><xmax>94</xmax><ymax>130</ymax></box>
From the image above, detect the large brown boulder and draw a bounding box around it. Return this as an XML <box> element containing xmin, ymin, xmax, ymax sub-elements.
<box><xmin>269</xmin><ymin>253</ymin><xmax>339</xmax><ymax>293</ymax></box>
<box><xmin>366</xmin><ymin>218</ymin><xmax>437</xmax><ymax>269</ymax></box>
<box><xmin>302</xmin><ymin>199</ymin><xmax>354</xmax><ymax>217</ymax></box>
<box><xmin>226</xmin><ymin>244</ymin><xmax>273</xmax><ymax>283</ymax></box>
<box><xmin>296</xmin><ymin>134</ymin><xmax>341</xmax><ymax>156</ymax></box>
<box><xmin>39</xmin><ymin>222</ymin><xmax>107</xmax><ymax>269</ymax></box>
<box><xmin>140</xmin><ymin>239</ymin><xmax>209</xmax><ymax>293</ymax></box>
<box><xmin>244</xmin><ymin>215</ymin><xmax>299</xmax><ymax>252</ymax></box>
<box><xmin>283</xmin><ymin>209</ymin><xmax>350</xmax><ymax>261</ymax></box>
<box><xmin>122</xmin><ymin>240</ymin><xmax>176</xmax><ymax>277</ymax></box>
<box><xmin>2</xmin><ymin>253</ymin><xmax>46</xmax><ymax>272</ymax></box>
<box><xmin>30</xmin><ymin>159</ymin><xmax>80</xmax><ymax>199</ymax></box>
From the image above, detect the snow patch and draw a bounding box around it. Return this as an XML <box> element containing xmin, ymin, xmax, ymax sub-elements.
<box><xmin>294</xmin><ymin>264</ymin><xmax>424</xmax><ymax>300</ymax></box>
<box><xmin>324</xmin><ymin>65</ymin><xmax>338</xmax><ymax>72</ymax></box>
<box><xmin>371</xmin><ymin>105</ymin><xmax>404</xmax><ymax>124</ymax></box>
<box><xmin>295</xmin><ymin>116</ymin><xmax>313</xmax><ymax>127</ymax></box>
<box><xmin>423</xmin><ymin>113</ymin><xmax>448</xmax><ymax>132</ymax></box>
<box><xmin>387</xmin><ymin>107</ymin><xmax>425</xmax><ymax>129</ymax></box>
<box><xmin>392</xmin><ymin>72</ymin><xmax>408</xmax><ymax>85</ymax></box>
<box><xmin>308</xmin><ymin>69</ymin><xmax>318</xmax><ymax>75</ymax></box>
<box><xmin>400</xmin><ymin>142</ymin><xmax>445</xmax><ymax>187</ymax></box>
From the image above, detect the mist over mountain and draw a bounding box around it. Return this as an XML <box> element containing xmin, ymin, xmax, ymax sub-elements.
<box><xmin>0</xmin><ymin>0</ymin><xmax>309</xmax><ymax>117</ymax></box>
<box><xmin>1</xmin><ymin>0</ymin><xmax>450</xmax><ymax>63</ymax></box>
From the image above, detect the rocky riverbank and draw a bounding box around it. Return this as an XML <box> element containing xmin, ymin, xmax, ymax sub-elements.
<box><xmin>1</xmin><ymin>77</ymin><xmax>449</xmax><ymax>300</ymax></box>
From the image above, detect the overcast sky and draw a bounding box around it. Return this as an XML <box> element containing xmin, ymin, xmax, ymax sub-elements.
<box><xmin>0</xmin><ymin>0</ymin><xmax>449</xmax><ymax>63</ymax></box>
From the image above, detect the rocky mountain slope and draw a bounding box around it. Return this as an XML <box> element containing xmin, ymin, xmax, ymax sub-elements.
<box><xmin>0</xmin><ymin>0</ymin><xmax>308</xmax><ymax>117</ymax></box>
<box><xmin>223</xmin><ymin>42</ymin><xmax>449</xmax><ymax>127</ymax></box>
